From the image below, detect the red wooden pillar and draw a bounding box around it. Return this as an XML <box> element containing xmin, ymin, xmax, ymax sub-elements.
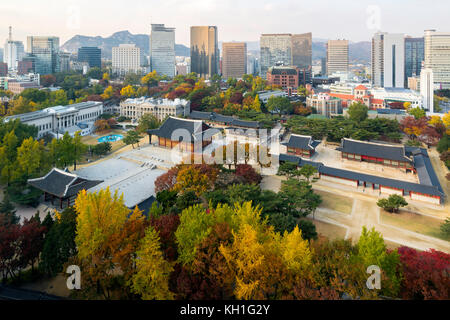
<box><xmin>60</xmin><ymin>197</ymin><xmax>63</xmax><ymax>209</ymax></box>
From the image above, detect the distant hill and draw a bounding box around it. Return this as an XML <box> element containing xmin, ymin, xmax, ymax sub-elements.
<box><xmin>62</xmin><ymin>31</ymin><xmax>370</xmax><ymax>63</ymax></box>
<box><xmin>62</xmin><ymin>30</ymin><xmax>190</xmax><ymax>58</ymax></box>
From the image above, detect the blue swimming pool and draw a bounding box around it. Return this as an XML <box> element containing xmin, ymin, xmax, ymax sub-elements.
<box><xmin>97</xmin><ymin>134</ymin><xmax>124</xmax><ymax>143</ymax></box>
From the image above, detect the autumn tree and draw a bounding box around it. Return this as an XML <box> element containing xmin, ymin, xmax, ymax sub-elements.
<box><xmin>235</xmin><ymin>164</ymin><xmax>262</xmax><ymax>184</ymax></box>
<box><xmin>74</xmin><ymin>188</ymin><xmax>131</xmax><ymax>299</ymax></box>
<box><xmin>155</xmin><ymin>166</ymin><xmax>179</xmax><ymax>193</ymax></box>
<box><xmin>130</xmin><ymin>225</ymin><xmax>174</xmax><ymax>300</ymax></box>
<box><xmin>398</xmin><ymin>246</ymin><xmax>449</xmax><ymax>300</ymax></box>
<box><xmin>356</xmin><ymin>227</ymin><xmax>402</xmax><ymax>297</ymax></box>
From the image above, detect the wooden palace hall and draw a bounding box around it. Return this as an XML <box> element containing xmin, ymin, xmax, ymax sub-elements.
<box><xmin>27</xmin><ymin>168</ymin><xmax>103</xmax><ymax>209</ymax></box>
<box><xmin>147</xmin><ymin>116</ymin><xmax>216</xmax><ymax>152</ymax></box>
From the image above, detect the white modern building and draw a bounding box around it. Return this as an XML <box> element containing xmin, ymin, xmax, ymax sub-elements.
<box><xmin>424</xmin><ymin>29</ymin><xmax>450</xmax><ymax>89</ymax></box>
<box><xmin>3</xmin><ymin>27</ymin><xmax>24</xmax><ymax>71</ymax></box>
<box><xmin>372</xmin><ymin>32</ymin><xmax>405</xmax><ymax>88</ymax></box>
<box><xmin>120</xmin><ymin>97</ymin><xmax>190</xmax><ymax>121</ymax></box>
<box><xmin>420</xmin><ymin>68</ymin><xmax>434</xmax><ymax>112</ymax></box>
<box><xmin>150</xmin><ymin>24</ymin><xmax>175</xmax><ymax>77</ymax></box>
<box><xmin>4</xmin><ymin>101</ymin><xmax>103</xmax><ymax>138</ymax></box>
<box><xmin>112</xmin><ymin>44</ymin><xmax>143</xmax><ymax>76</ymax></box>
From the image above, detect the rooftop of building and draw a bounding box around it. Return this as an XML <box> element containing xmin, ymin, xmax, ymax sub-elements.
<box><xmin>4</xmin><ymin>101</ymin><xmax>103</xmax><ymax>123</ymax></box>
<box><xmin>27</xmin><ymin>168</ymin><xmax>103</xmax><ymax>198</ymax></box>
<box><xmin>121</xmin><ymin>97</ymin><xmax>190</xmax><ymax>106</ymax></box>
<box><xmin>337</xmin><ymin>138</ymin><xmax>413</xmax><ymax>163</ymax></box>
<box><xmin>147</xmin><ymin>116</ymin><xmax>214</xmax><ymax>141</ymax></box>
<box><xmin>282</xmin><ymin>134</ymin><xmax>321</xmax><ymax>150</ymax></box>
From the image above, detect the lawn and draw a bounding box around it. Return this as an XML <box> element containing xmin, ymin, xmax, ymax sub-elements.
<box><xmin>79</xmin><ymin>129</ymin><xmax>129</xmax><ymax>164</ymax></box>
<box><xmin>381</xmin><ymin>210</ymin><xmax>449</xmax><ymax>242</ymax></box>
<box><xmin>308</xmin><ymin>218</ymin><xmax>347</xmax><ymax>241</ymax></box>
<box><xmin>315</xmin><ymin>190</ymin><xmax>353</xmax><ymax>214</ymax></box>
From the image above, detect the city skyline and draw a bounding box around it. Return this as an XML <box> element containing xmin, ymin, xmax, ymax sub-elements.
<box><xmin>1</xmin><ymin>0</ymin><xmax>450</xmax><ymax>46</ymax></box>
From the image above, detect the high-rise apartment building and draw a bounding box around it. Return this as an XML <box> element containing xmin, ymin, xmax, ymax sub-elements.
<box><xmin>27</xmin><ymin>36</ymin><xmax>60</xmax><ymax>75</ymax></box>
<box><xmin>150</xmin><ymin>24</ymin><xmax>175</xmax><ymax>77</ymax></box>
<box><xmin>190</xmin><ymin>26</ymin><xmax>219</xmax><ymax>79</ymax></box>
<box><xmin>112</xmin><ymin>44</ymin><xmax>143</xmax><ymax>76</ymax></box>
<box><xmin>424</xmin><ymin>29</ymin><xmax>450</xmax><ymax>89</ymax></box>
<box><xmin>222</xmin><ymin>42</ymin><xmax>247</xmax><ymax>79</ymax></box>
<box><xmin>3</xmin><ymin>27</ymin><xmax>24</xmax><ymax>71</ymax></box>
<box><xmin>404</xmin><ymin>37</ymin><xmax>424</xmax><ymax>87</ymax></box>
<box><xmin>371</xmin><ymin>32</ymin><xmax>405</xmax><ymax>88</ymax></box>
<box><xmin>326</xmin><ymin>40</ymin><xmax>349</xmax><ymax>76</ymax></box>
<box><xmin>78</xmin><ymin>47</ymin><xmax>102</xmax><ymax>69</ymax></box>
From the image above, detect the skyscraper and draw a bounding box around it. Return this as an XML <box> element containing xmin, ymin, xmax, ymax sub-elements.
<box><xmin>260</xmin><ymin>33</ymin><xmax>312</xmax><ymax>81</ymax></box>
<box><xmin>404</xmin><ymin>37</ymin><xmax>424</xmax><ymax>87</ymax></box>
<box><xmin>292</xmin><ymin>33</ymin><xmax>312</xmax><ymax>70</ymax></box>
<box><xmin>420</xmin><ymin>68</ymin><xmax>434</xmax><ymax>112</ymax></box>
<box><xmin>424</xmin><ymin>29</ymin><xmax>450</xmax><ymax>89</ymax></box>
<box><xmin>3</xmin><ymin>27</ymin><xmax>24</xmax><ymax>71</ymax></box>
<box><xmin>222</xmin><ymin>42</ymin><xmax>247</xmax><ymax>79</ymax></box>
<box><xmin>326</xmin><ymin>40</ymin><xmax>349</xmax><ymax>76</ymax></box>
<box><xmin>27</xmin><ymin>36</ymin><xmax>60</xmax><ymax>74</ymax></box>
<box><xmin>112</xmin><ymin>44</ymin><xmax>143</xmax><ymax>76</ymax></box>
<box><xmin>371</xmin><ymin>32</ymin><xmax>405</xmax><ymax>88</ymax></box>
<box><xmin>78</xmin><ymin>47</ymin><xmax>102</xmax><ymax>69</ymax></box>
<box><xmin>260</xmin><ymin>34</ymin><xmax>292</xmax><ymax>79</ymax></box>
<box><xmin>190</xmin><ymin>26</ymin><xmax>219</xmax><ymax>79</ymax></box>
<box><xmin>150</xmin><ymin>24</ymin><xmax>175</xmax><ymax>77</ymax></box>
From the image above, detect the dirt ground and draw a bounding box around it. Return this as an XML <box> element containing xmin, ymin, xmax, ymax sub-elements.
<box><xmin>20</xmin><ymin>274</ymin><xmax>71</xmax><ymax>298</ymax></box>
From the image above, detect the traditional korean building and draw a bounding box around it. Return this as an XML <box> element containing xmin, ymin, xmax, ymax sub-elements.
<box><xmin>337</xmin><ymin>139</ymin><xmax>414</xmax><ymax>171</ymax></box>
<box><xmin>27</xmin><ymin>168</ymin><xmax>102</xmax><ymax>209</ymax></box>
<box><xmin>282</xmin><ymin>134</ymin><xmax>320</xmax><ymax>158</ymax></box>
<box><xmin>147</xmin><ymin>116</ymin><xmax>215</xmax><ymax>152</ymax></box>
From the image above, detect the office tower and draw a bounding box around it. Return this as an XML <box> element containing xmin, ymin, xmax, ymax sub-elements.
<box><xmin>326</xmin><ymin>40</ymin><xmax>349</xmax><ymax>76</ymax></box>
<box><xmin>190</xmin><ymin>26</ymin><xmax>219</xmax><ymax>79</ymax></box>
<box><xmin>58</xmin><ymin>52</ymin><xmax>71</xmax><ymax>73</ymax></box>
<box><xmin>222</xmin><ymin>42</ymin><xmax>247</xmax><ymax>79</ymax></box>
<box><xmin>424</xmin><ymin>29</ymin><xmax>450</xmax><ymax>89</ymax></box>
<box><xmin>27</xmin><ymin>36</ymin><xmax>60</xmax><ymax>74</ymax></box>
<box><xmin>112</xmin><ymin>44</ymin><xmax>142</xmax><ymax>76</ymax></box>
<box><xmin>371</xmin><ymin>32</ymin><xmax>405</xmax><ymax>88</ymax></box>
<box><xmin>321</xmin><ymin>57</ymin><xmax>327</xmax><ymax>76</ymax></box>
<box><xmin>404</xmin><ymin>37</ymin><xmax>424</xmax><ymax>87</ymax></box>
<box><xmin>0</xmin><ymin>48</ymin><xmax>3</xmax><ymax>62</ymax></box>
<box><xmin>260</xmin><ymin>34</ymin><xmax>292</xmax><ymax>79</ymax></box>
<box><xmin>150</xmin><ymin>24</ymin><xmax>175</xmax><ymax>77</ymax></box>
<box><xmin>0</xmin><ymin>62</ymin><xmax>7</xmax><ymax>76</ymax></box>
<box><xmin>421</xmin><ymin>68</ymin><xmax>434</xmax><ymax>112</ymax></box>
<box><xmin>78</xmin><ymin>47</ymin><xmax>101</xmax><ymax>69</ymax></box>
<box><xmin>3</xmin><ymin>27</ymin><xmax>24</xmax><ymax>71</ymax></box>
<box><xmin>292</xmin><ymin>33</ymin><xmax>312</xmax><ymax>70</ymax></box>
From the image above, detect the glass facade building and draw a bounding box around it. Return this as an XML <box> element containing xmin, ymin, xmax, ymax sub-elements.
<box><xmin>27</xmin><ymin>36</ymin><xmax>59</xmax><ymax>75</ymax></box>
<box><xmin>150</xmin><ymin>24</ymin><xmax>175</xmax><ymax>77</ymax></box>
<box><xmin>260</xmin><ymin>34</ymin><xmax>292</xmax><ymax>79</ymax></box>
<box><xmin>78</xmin><ymin>47</ymin><xmax>101</xmax><ymax>69</ymax></box>
<box><xmin>424</xmin><ymin>29</ymin><xmax>450</xmax><ymax>89</ymax></box>
<box><xmin>190</xmin><ymin>26</ymin><xmax>219</xmax><ymax>79</ymax></box>
<box><xmin>404</xmin><ymin>37</ymin><xmax>424</xmax><ymax>88</ymax></box>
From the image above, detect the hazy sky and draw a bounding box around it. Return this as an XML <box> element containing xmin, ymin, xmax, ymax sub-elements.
<box><xmin>1</xmin><ymin>0</ymin><xmax>449</xmax><ymax>46</ymax></box>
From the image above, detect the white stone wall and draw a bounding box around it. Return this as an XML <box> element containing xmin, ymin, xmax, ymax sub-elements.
<box><xmin>321</xmin><ymin>174</ymin><xmax>358</xmax><ymax>187</ymax></box>
<box><xmin>411</xmin><ymin>192</ymin><xmax>441</xmax><ymax>205</ymax></box>
<box><xmin>380</xmin><ymin>186</ymin><xmax>403</xmax><ymax>196</ymax></box>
